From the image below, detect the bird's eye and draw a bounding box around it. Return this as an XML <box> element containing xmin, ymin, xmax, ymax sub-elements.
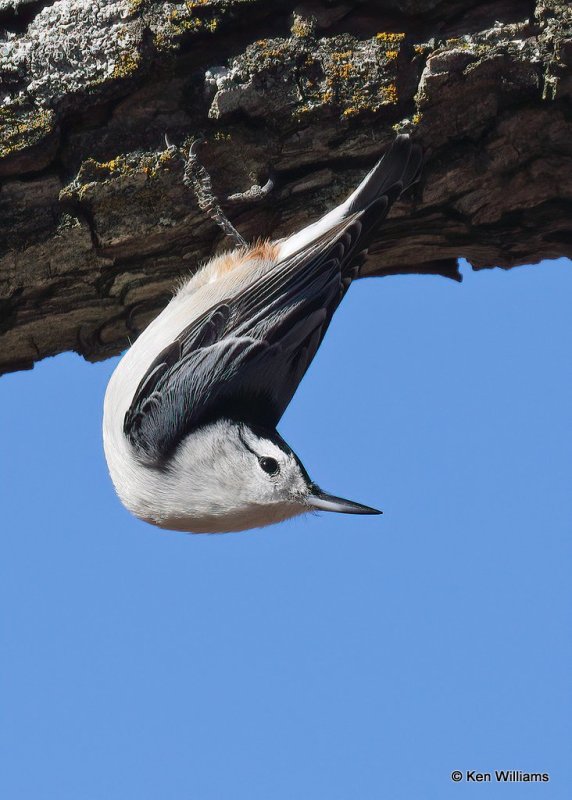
<box><xmin>259</xmin><ymin>457</ymin><xmax>279</xmax><ymax>476</ymax></box>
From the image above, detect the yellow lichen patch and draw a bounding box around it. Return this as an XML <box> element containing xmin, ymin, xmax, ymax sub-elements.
<box><xmin>169</xmin><ymin>10</ymin><xmax>201</xmax><ymax>33</ymax></box>
<box><xmin>86</xmin><ymin>156</ymin><xmax>135</xmax><ymax>180</ymax></box>
<box><xmin>168</xmin><ymin>2</ymin><xmax>221</xmax><ymax>36</ymax></box>
<box><xmin>330</xmin><ymin>58</ymin><xmax>354</xmax><ymax>79</ymax></box>
<box><xmin>331</xmin><ymin>50</ymin><xmax>354</xmax><ymax>61</ymax></box>
<box><xmin>128</xmin><ymin>0</ymin><xmax>146</xmax><ymax>14</ymax></box>
<box><xmin>61</xmin><ymin>149</ymin><xmax>179</xmax><ymax>204</ymax></box>
<box><xmin>442</xmin><ymin>36</ymin><xmax>473</xmax><ymax>53</ymax></box>
<box><xmin>325</xmin><ymin>50</ymin><xmax>358</xmax><ymax>86</ymax></box>
<box><xmin>291</xmin><ymin>14</ymin><xmax>315</xmax><ymax>38</ymax></box>
<box><xmin>112</xmin><ymin>50</ymin><xmax>142</xmax><ymax>80</ymax></box>
<box><xmin>157</xmin><ymin>148</ymin><xmax>178</xmax><ymax>167</ymax></box>
<box><xmin>375</xmin><ymin>32</ymin><xmax>405</xmax><ymax>43</ymax></box>
<box><xmin>320</xmin><ymin>44</ymin><xmax>400</xmax><ymax>118</ymax></box>
<box><xmin>153</xmin><ymin>31</ymin><xmax>172</xmax><ymax>51</ymax></box>
<box><xmin>157</xmin><ymin>0</ymin><xmax>223</xmax><ymax>44</ymax></box>
<box><xmin>158</xmin><ymin>0</ymin><xmax>260</xmax><ymax>42</ymax></box>
<box><xmin>293</xmin><ymin>104</ymin><xmax>311</xmax><ymax>118</ymax></box>
<box><xmin>0</xmin><ymin>105</ymin><xmax>55</xmax><ymax>160</ymax></box>
<box><xmin>242</xmin><ymin>37</ymin><xmax>297</xmax><ymax>72</ymax></box>
<box><xmin>382</xmin><ymin>83</ymin><xmax>398</xmax><ymax>104</ymax></box>
<box><xmin>257</xmin><ymin>47</ymin><xmax>287</xmax><ymax>62</ymax></box>
<box><xmin>375</xmin><ymin>33</ymin><xmax>405</xmax><ymax>64</ymax></box>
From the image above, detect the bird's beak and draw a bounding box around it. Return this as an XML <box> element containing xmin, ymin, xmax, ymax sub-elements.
<box><xmin>307</xmin><ymin>486</ymin><xmax>382</xmax><ymax>516</ymax></box>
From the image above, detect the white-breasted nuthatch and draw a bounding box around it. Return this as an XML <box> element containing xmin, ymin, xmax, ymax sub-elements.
<box><xmin>103</xmin><ymin>134</ymin><xmax>422</xmax><ymax>533</ymax></box>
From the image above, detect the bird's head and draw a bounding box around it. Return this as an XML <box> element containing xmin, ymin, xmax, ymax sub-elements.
<box><xmin>156</xmin><ymin>420</ymin><xmax>381</xmax><ymax>533</ymax></box>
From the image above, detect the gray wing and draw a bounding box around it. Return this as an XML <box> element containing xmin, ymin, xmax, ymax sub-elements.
<box><xmin>124</xmin><ymin>136</ymin><xmax>422</xmax><ymax>465</ymax></box>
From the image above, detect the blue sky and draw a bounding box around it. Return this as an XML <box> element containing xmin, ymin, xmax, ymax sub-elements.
<box><xmin>2</xmin><ymin>258</ymin><xmax>571</xmax><ymax>799</ymax></box>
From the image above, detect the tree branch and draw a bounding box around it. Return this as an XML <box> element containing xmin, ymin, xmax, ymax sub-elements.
<box><xmin>0</xmin><ymin>0</ymin><xmax>571</xmax><ymax>374</ymax></box>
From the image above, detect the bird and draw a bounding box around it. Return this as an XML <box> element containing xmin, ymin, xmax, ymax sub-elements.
<box><xmin>103</xmin><ymin>134</ymin><xmax>422</xmax><ymax>533</ymax></box>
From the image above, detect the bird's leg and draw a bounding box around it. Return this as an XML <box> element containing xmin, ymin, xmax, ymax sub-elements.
<box><xmin>176</xmin><ymin>136</ymin><xmax>247</xmax><ymax>248</ymax></box>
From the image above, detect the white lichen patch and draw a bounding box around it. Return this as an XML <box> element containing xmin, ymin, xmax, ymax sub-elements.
<box><xmin>2</xmin><ymin>0</ymin><xmax>143</xmax><ymax>105</ymax></box>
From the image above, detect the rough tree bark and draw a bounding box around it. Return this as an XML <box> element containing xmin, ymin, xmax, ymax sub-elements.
<box><xmin>0</xmin><ymin>0</ymin><xmax>571</xmax><ymax>375</ymax></box>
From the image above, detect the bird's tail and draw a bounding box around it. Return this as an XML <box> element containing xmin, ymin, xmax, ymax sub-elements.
<box><xmin>277</xmin><ymin>134</ymin><xmax>422</xmax><ymax>261</ymax></box>
<box><xmin>345</xmin><ymin>134</ymin><xmax>422</xmax><ymax>215</ymax></box>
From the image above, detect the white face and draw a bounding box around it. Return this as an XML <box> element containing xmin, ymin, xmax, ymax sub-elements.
<box><xmin>163</xmin><ymin>420</ymin><xmax>312</xmax><ymax>532</ymax></box>
<box><xmin>234</xmin><ymin>424</ymin><xmax>311</xmax><ymax>509</ymax></box>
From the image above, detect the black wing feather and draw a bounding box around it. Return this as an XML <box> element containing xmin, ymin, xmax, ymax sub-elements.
<box><xmin>124</xmin><ymin>136</ymin><xmax>421</xmax><ymax>465</ymax></box>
